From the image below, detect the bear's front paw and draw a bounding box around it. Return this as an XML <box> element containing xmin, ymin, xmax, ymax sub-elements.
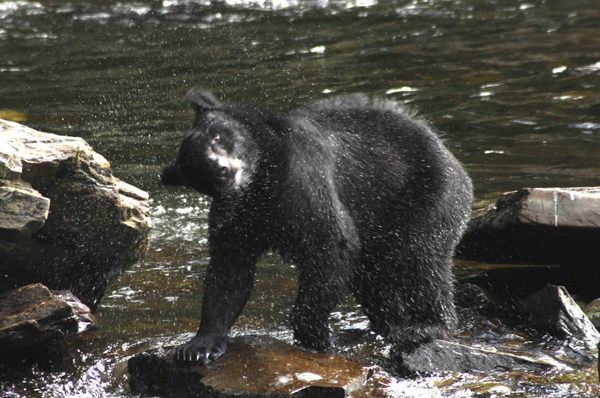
<box><xmin>173</xmin><ymin>334</ymin><xmax>228</xmax><ymax>365</ymax></box>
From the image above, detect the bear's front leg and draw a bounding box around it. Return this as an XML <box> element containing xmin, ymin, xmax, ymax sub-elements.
<box><xmin>173</xmin><ymin>242</ymin><xmax>261</xmax><ymax>364</ymax></box>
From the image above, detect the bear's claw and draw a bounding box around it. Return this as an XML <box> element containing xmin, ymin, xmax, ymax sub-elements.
<box><xmin>173</xmin><ymin>334</ymin><xmax>228</xmax><ymax>365</ymax></box>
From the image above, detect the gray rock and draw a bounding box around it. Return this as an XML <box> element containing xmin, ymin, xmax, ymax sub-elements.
<box><xmin>457</xmin><ymin>187</ymin><xmax>600</xmax><ymax>265</ymax></box>
<box><xmin>0</xmin><ymin>118</ymin><xmax>151</xmax><ymax>309</ymax></box>
<box><xmin>401</xmin><ymin>339</ymin><xmax>560</xmax><ymax>375</ymax></box>
<box><xmin>0</xmin><ymin>182</ymin><xmax>49</xmax><ymax>233</ymax></box>
<box><xmin>584</xmin><ymin>298</ymin><xmax>600</xmax><ymax>330</ymax></box>
<box><xmin>128</xmin><ymin>336</ymin><xmax>371</xmax><ymax>398</ymax></box>
<box><xmin>521</xmin><ymin>285</ymin><xmax>600</xmax><ymax>347</ymax></box>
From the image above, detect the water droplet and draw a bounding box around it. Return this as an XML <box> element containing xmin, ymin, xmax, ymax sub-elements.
<box><xmin>577</xmin><ymin>61</ymin><xmax>600</xmax><ymax>73</ymax></box>
<box><xmin>552</xmin><ymin>66</ymin><xmax>567</xmax><ymax>74</ymax></box>
<box><xmin>569</xmin><ymin>122</ymin><xmax>600</xmax><ymax>130</ymax></box>
<box><xmin>484</xmin><ymin>150</ymin><xmax>505</xmax><ymax>155</ymax></box>
<box><xmin>385</xmin><ymin>86</ymin><xmax>419</xmax><ymax>95</ymax></box>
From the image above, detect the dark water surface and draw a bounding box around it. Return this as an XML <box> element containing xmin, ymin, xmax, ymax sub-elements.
<box><xmin>1</xmin><ymin>0</ymin><xmax>600</xmax><ymax>396</ymax></box>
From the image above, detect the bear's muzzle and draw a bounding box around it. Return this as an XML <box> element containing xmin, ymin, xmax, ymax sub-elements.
<box><xmin>161</xmin><ymin>164</ymin><xmax>183</xmax><ymax>186</ymax></box>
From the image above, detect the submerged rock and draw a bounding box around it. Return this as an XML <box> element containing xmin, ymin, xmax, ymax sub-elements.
<box><xmin>0</xmin><ymin>119</ymin><xmax>151</xmax><ymax>309</ymax></box>
<box><xmin>400</xmin><ymin>339</ymin><xmax>559</xmax><ymax>375</ymax></box>
<box><xmin>455</xmin><ymin>282</ymin><xmax>493</xmax><ymax>312</ymax></box>
<box><xmin>457</xmin><ymin>187</ymin><xmax>600</xmax><ymax>266</ymax></box>
<box><xmin>128</xmin><ymin>336</ymin><xmax>371</xmax><ymax>398</ymax></box>
<box><xmin>0</xmin><ymin>283</ymin><xmax>95</xmax><ymax>369</ymax></box>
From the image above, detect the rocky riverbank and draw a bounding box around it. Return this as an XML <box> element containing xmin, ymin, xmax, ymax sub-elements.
<box><xmin>0</xmin><ymin>118</ymin><xmax>151</xmax><ymax>369</ymax></box>
<box><xmin>0</xmin><ymin>118</ymin><xmax>151</xmax><ymax>309</ymax></box>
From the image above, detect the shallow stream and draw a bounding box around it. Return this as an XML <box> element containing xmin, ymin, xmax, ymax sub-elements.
<box><xmin>1</xmin><ymin>0</ymin><xmax>599</xmax><ymax>396</ymax></box>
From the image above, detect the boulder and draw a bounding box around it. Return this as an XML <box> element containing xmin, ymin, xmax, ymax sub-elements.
<box><xmin>520</xmin><ymin>285</ymin><xmax>600</xmax><ymax>348</ymax></box>
<box><xmin>457</xmin><ymin>187</ymin><xmax>600</xmax><ymax>266</ymax></box>
<box><xmin>0</xmin><ymin>118</ymin><xmax>151</xmax><ymax>309</ymax></box>
<box><xmin>0</xmin><ymin>283</ymin><xmax>95</xmax><ymax>369</ymax></box>
<box><xmin>128</xmin><ymin>336</ymin><xmax>372</xmax><ymax>398</ymax></box>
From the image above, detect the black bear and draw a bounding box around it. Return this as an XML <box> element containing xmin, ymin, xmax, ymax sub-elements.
<box><xmin>161</xmin><ymin>88</ymin><xmax>473</xmax><ymax>366</ymax></box>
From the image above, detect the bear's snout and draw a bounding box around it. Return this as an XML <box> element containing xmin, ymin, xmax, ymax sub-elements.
<box><xmin>161</xmin><ymin>164</ymin><xmax>182</xmax><ymax>186</ymax></box>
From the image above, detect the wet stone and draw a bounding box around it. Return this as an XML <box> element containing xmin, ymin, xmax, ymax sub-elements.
<box><xmin>584</xmin><ymin>298</ymin><xmax>600</xmax><ymax>330</ymax></box>
<box><xmin>0</xmin><ymin>283</ymin><xmax>95</xmax><ymax>369</ymax></box>
<box><xmin>520</xmin><ymin>285</ymin><xmax>600</xmax><ymax>347</ymax></box>
<box><xmin>0</xmin><ymin>118</ymin><xmax>151</xmax><ymax>309</ymax></box>
<box><xmin>457</xmin><ymin>187</ymin><xmax>600</xmax><ymax>266</ymax></box>
<box><xmin>128</xmin><ymin>336</ymin><xmax>372</xmax><ymax>398</ymax></box>
<box><xmin>401</xmin><ymin>339</ymin><xmax>558</xmax><ymax>375</ymax></box>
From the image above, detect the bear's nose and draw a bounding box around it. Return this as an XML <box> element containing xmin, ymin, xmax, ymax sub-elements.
<box><xmin>160</xmin><ymin>164</ymin><xmax>182</xmax><ymax>186</ymax></box>
<box><xmin>217</xmin><ymin>166</ymin><xmax>229</xmax><ymax>177</ymax></box>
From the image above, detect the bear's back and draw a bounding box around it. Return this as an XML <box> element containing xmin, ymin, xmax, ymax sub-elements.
<box><xmin>278</xmin><ymin>94</ymin><xmax>471</xmax><ymax>235</ymax></box>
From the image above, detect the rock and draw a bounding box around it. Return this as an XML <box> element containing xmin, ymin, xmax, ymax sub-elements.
<box><xmin>0</xmin><ymin>182</ymin><xmax>49</xmax><ymax>233</ymax></box>
<box><xmin>456</xmin><ymin>187</ymin><xmax>600</xmax><ymax>266</ymax></box>
<box><xmin>128</xmin><ymin>336</ymin><xmax>371</xmax><ymax>398</ymax></box>
<box><xmin>584</xmin><ymin>298</ymin><xmax>600</xmax><ymax>330</ymax></box>
<box><xmin>400</xmin><ymin>339</ymin><xmax>560</xmax><ymax>375</ymax></box>
<box><xmin>455</xmin><ymin>283</ymin><xmax>492</xmax><ymax>312</ymax></box>
<box><xmin>0</xmin><ymin>118</ymin><xmax>151</xmax><ymax>309</ymax></box>
<box><xmin>0</xmin><ymin>283</ymin><xmax>95</xmax><ymax>369</ymax></box>
<box><xmin>520</xmin><ymin>285</ymin><xmax>600</xmax><ymax>347</ymax></box>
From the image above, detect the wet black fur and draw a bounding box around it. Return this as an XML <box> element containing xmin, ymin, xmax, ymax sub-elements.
<box><xmin>161</xmin><ymin>88</ymin><xmax>473</xmax><ymax>366</ymax></box>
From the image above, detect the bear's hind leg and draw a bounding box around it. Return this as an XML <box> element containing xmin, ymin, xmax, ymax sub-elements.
<box><xmin>355</xmin><ymin>249</ymin><xmax>457</xmax><ymax>362</ymax></box>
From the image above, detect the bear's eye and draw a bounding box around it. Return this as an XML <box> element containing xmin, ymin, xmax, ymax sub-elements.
<box><xmin>211</xmin><ymin>135</ymin><xmax>221</xmax><ymax>145</ymax></box>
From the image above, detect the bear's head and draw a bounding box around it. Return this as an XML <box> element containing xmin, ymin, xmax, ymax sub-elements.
<box><xmin>161</xmin><ymin>88</ymin><xmax>259</xmax><ymax>197</ymax></box>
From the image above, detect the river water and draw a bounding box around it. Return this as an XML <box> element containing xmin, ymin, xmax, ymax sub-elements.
<box><xmin>1</xmin><ymin>0</ymin><xmax>599</xmax><ymax>396</ymax></box>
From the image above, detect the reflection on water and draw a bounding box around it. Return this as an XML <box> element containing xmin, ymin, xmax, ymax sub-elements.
<box><xmin>1</xmin><ymin>0</ymin><xmax>599</xmax><ymax>396</ymax></box>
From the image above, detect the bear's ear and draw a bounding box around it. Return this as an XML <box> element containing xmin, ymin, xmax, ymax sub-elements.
<box><xmin>185</xmin><ymin>87</ymin><xmax>222</xmax><ymax>111</ymax></box>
